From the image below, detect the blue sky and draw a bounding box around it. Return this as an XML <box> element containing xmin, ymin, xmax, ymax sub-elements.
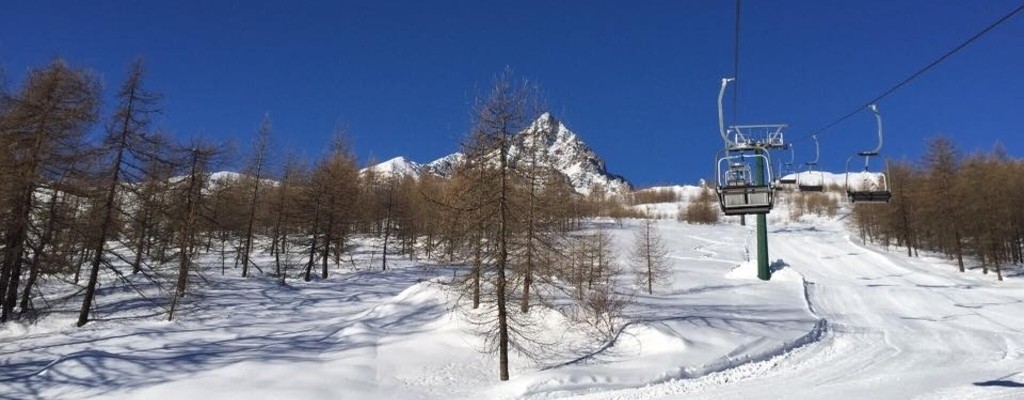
<box><xmin>2</xmin><ymin>0</ymin><xmax>1021</xmax><ymax>186</ymax></box>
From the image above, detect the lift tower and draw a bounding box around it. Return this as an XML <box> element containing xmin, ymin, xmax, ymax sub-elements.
<box><xmin>715</xmin><ymin>78</ymin><xmax>787</xmax><ymax>280</ymax></box>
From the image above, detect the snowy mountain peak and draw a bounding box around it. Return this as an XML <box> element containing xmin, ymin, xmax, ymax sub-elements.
<box><xmin>359</xmin><ymin>113</ymin><xmax>629</xmax><ymax>194</ymax></box>
<box><xmin>532</xmin><ymin>111</ymin><xmax>557</xmax><ymax>129</ymax></box>
<box><xmin>520</xmin><ymin>113</ymin><xmax>577</xmax><ymax>150</ymax></box>
<box><xmin>360</xmin><ymin>156</ymin><xmax>423</xmax><ymax>178</ymax></box>
<box><xmin>513</xmin><ymin>113</ymin><xmax>630</xmax><ymax>194</ymax></box>
<box><xmin>423</xmin><ymin>152</ymin><xmax>465</xmax><ymax>177</ymax></box>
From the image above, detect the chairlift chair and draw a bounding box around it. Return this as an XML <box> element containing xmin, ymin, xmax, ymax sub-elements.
<box><xmin>797</xmin><ymin>164</ymin><xmax>825</xmax><ymax>192</ymax></box>
<box><xmin>716</xmin><ymin>153</ymin><xmax>775</xmax><ymax>215</ymax></box>
<box><xmin>712</xmin><ymin>78</ymin><xmax>781</xmax><ymax>216</ymax></box>
<box><xmin>797</xmin><ymin>135</ymin><xmax>825</xmax><ymax>192</ymax></box>
<box><xmin>778</xmin><ymin>145</ymin><xmax>797</xmax><ymax>185</ymax></box>
<box><xmin>845</xmin><ymin>104</ymin><xmax>892</xmax><ymax>203</ymax></box>
<box><xmin>846</xmin><ymin>165</ymin><xmax>891</xmax><ymax>202</ymax></box>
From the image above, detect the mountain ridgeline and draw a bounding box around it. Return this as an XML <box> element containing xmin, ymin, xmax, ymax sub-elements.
<box><xmin>362</xmin><ymin>113</ymin><xmax>631</xmax><ymax>195</ymax></box>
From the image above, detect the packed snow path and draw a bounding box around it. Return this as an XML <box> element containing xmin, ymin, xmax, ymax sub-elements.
<box><xmin>573</xmin><ymin>221</ymin><xmax>1024</xmax><ymax>400</ymax></box>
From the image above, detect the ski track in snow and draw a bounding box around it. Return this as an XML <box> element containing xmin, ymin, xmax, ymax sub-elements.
<box><xmin>562</xmin><ymin>220</ymin><xmax>1024</xmax><ymax>400</ymax></box>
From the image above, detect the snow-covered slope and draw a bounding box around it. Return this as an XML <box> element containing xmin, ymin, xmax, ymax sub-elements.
<box><xmin>3</xmin><ymin>203</ymin><xmax>1023</xmax><ymax>399</ymax></box>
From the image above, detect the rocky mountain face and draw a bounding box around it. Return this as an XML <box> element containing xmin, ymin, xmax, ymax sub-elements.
<box><xmin>422</xmin><ymin>152</ymin><xmax>464</xmax><ymax>177</ymax></box>
<box><xmin>511</xmin><ymin>113</ymin><xmax>630</xmax><ymax>194</ymax></box>
<box><xmin>360</xmin><ymin>113</ymin><xmax>630</xmax><ymax>194</ymax></box>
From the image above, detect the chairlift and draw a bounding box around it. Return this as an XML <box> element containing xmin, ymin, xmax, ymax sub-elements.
<box><xmin>717</xmin><ymin>152</ymin><xmax>774</xmax><ymax>215</ymax></box>
<box><xmin>845</xmin><ymin>104</ymin><xmax>892</xmax><ymax>203</ymax></box>
<box><xmin>712</xmin><ymin>78</ymin><xmax>782</xmax><ymax>216</ymax></box>
<box><xmin>797</xmin><ymin>135</ymin><xmax>825</xmax><ymax>192</ymax></box>
<box><xmin>777</xmin><ymin>145</ymin><xmax>797</xmax><ymax>185</ymax></box>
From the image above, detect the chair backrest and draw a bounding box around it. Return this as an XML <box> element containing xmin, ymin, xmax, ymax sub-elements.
<box><xmin>718</xmin><ymin>185</ymin><xmax>774</xmax><ymax>215</ymax></box>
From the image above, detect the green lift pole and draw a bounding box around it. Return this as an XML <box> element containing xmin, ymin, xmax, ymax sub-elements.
<box><xmin>756</xmin><ymin>147</ymin><xmax>771</xmax><ymax>281</ymax></box>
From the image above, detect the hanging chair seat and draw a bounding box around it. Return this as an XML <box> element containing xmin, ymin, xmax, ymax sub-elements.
<box><xmin>717</xmin><ymin>185</ymin><xmax>774</xmax><ymax>215</ymax></box>
<box><xmin>798</xmin><ymin>184</ymin><xmax>824</xmax><ymax>192</ymax></box>
<box><xmin>848</xmin><ymin>190</ymin><xmax>891</xmax><ymax>203</ymax></box>
<box><xmin>844</xmin><ymin>104</ymin><xmax>891</xmax><ymax>205</ymax></box>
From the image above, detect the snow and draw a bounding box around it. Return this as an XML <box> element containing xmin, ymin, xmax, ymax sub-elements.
<box><xmin>3</xmin><ymin>194</ymin><xmax>1023</xmax><ymax>399</ymax></box>
<box><xmin>359</xmin><ymin>156</ymin><xmax>424</xmax><ymax>178</ymax></box>
<box><xmin>781</xmin><ymin>171</ymin><xmax>885</xmax><ymax>188</ymax></box>
<box><xmin>208</xmin><ymin>171</ymin><xmax>245</xmax><ymax>181</ymax></box>
<box><xmin>424</xmin><ymin>152</ymin><xmax>465</xmax><ymax>177</ymax></box>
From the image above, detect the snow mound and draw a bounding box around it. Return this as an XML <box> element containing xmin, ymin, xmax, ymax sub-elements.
<box><xmin>619</xmin><ymin>323</ymin><xmax>690</xmax><ymax>356</ymax></box>
<box><xmin>725</xmin><ymin>260</ymin><xmax>801</xmax><ymax>282</ymax></box>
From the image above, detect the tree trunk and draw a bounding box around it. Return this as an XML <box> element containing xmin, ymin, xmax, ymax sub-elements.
<box><xmin>20</xmin><ymin>191</ymin><xmax>61</xmax><ymax>315</ymax></box>
<box><xmin>241</xmin><ymin>151</ymin><xmax>264</xmax><ymax>278</ymax></box>
<box><xmin>321</xmin><ymin>214</ymin><xmax>333</xmax><ymax>280</ymax></box>
<box><xmin>78</xmin><ymin>122</ymin><xmax>131</xmax><ymax>327</ymax></box>
<box><xmin>382</xmin><ymin>183</ymin><xmax>394</xmax><ymax>271</ymax></box>
<box><xmin>954</xmin><ymin>229</ymin><xmax>965</xmax><ymax>273</ymax></box>
<box><xmin>272</xmin><ymin>183</ymin><xmax>288</xmax><ymax>278</ymax></box>
<box><xmin>647</xmin><ymin>247</ymin><xmax>654</xmax><ymax>295</ymax></box>
<box><xmin>1</xmin><ymin>196</ymin><xmax>30</xmax><ymax>322</ymax></box>
<box><xmin>304</xmin><ymin>201</ymin><xmax>321</xmax><ymax>282</ymax></box>
<box><xmin>496</xmin><ymin>139</ymin><xmax>510</xmax><ymax>381</ymax></box>
<box><xmin>472</xmin><ymin>235</ymin><xmax>482</xmax><ymax>309</ymax></box>
<box><xmin>168</xmin><ymin>150</ymin><xmax>202</xmax><ymax>321</ymax></box>
<box><xmin>132</xmin><ymin>214</ymin><xmax>148</xmax><ymax>275</ymax></box>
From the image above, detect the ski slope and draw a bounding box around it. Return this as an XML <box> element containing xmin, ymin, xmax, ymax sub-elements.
<box><xmin>1</xmin><ymin>207</ymin><xmax>1022</xmax><ymax>399</ymax></box>
<box><xmin>570</xmin><ymin>220</ymin><xmax>1024</xmax><ymax>400</ymax></box>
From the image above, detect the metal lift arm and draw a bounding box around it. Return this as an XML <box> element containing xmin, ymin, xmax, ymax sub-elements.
<box><xmin>718</xmin><ymin>78</ymin><xmax>736</xmax><ymax>147</ymax></box>
<box><xmin>859</xmin><ymin>104</ymin><xmax>884</xmax><ymax>157</ymax></box>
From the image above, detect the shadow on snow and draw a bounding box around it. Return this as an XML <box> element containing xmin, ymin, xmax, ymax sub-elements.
<box><xmin>0</xmin><ymin>266</ymin><xmax>448</xmax><ymax>400</ymax></box>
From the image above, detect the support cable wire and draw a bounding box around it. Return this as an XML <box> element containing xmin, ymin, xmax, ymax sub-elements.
<box><xmin>793</xmin><ymin>0</ymin><xmax>1024</xmax><ymax>144</ymax></box>
<box><xmin>732</xmin><ymin>0</ymin><xmax>741</xmax><ymax>128</ymax></box>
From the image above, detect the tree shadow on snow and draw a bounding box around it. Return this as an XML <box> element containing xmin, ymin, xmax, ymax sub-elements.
<box><xmin>0</xmin><ymin>265</ymin><xmax>449</xmax><ymax>400</ymax></box>
<box><xmin>974</xmin><ymin>372</ymin><xmax>1024</xmax><ymax>388</ymax></box>
<box><xmin>1000</xmin><ymin>265</ymin><xmax>1024</xmax><ymax>278</ymax></box>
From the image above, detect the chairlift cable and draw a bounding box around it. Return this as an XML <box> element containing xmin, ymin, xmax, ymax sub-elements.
<box><xmin>732</xmin><ymin>0</ymin><xmax>741</xmax><ymax>128</ymax></box>
<box><xmin>792</xmin><ymin>0</ymin><xmax>1024</xmax><ymax>144</ymax></box>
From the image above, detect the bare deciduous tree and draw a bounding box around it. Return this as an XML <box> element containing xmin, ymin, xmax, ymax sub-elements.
<box><xmin>567</xmin><ymin>227</ymin><xmax>628</xmax><ymax>338</ymax></box>
<box><xmin>168</xmin><ymin>143</ymin><xmax>217</xmax><ymax>321</ymax></box>
<box><xmin>630</xmin><ymin>219</ymin><xmax>671</xmax><ymax>295</ymax></box>
<box><xmin>307</xmin><ymin>133</ymin><xmax>359</xmax><ymax>280</ymax></box>
<box><xmin>454</xmin><ymin>69</ymin><xmax>541</xmax><ymax>381</ymax></box>
<box><xmin>680</xmin><ymin>184</ymin><xmax>720</xmax><ymax>225</ymax></box>
<box><xmin>78</xmin><ymin>60</ymin><xmax>161</xmax><ymax>327</ymax></box>
<box><xmin>240</xmin><ymin>116</ymin><xmax>272</xmax><ymax>278</ymax></box>
<box><xmin>0</xmin><ymin>60</ymin><xmax>99</xmax><ymax>323</ymax></box>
